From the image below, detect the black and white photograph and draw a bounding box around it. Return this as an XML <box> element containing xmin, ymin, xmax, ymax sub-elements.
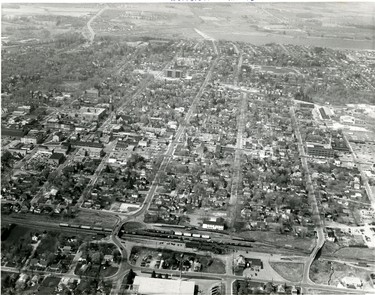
<box><xmin>1</xmin><ymin>1</ymin><xmax>375</xmax><ymax>295</ymax></box>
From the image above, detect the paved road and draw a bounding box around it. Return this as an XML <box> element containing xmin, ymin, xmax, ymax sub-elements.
<box><xmin>85</xmin><ymin>6</ymin><xmax>108</xmax><ymax>45</ymax></box>
<box><xmin>343</xmin><ymin>133</ymin><xmax>375</xmax><ymax>211</ymax></box>
<box><xmin>228</xmin><ymin>92</ymin><xmax>247</xmax><ymax>228</ymax></box>
<box><xmin>290</xmin><ymin>105</ymin><xmax>325</xmax><ymax>291</ymax></box>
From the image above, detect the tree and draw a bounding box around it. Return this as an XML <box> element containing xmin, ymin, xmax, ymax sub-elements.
<box><xmin>91</xmin><ymin>252</ymin><xmax>103</xmax><ymax>265</ymax></box>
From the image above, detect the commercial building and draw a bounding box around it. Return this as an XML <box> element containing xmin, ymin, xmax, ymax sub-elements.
<box><xmin>202</xmin><ymin>217</ymin><xmax>225</xmax><ymax>231</ymax></box>
<box><xmin>70</xmin><ymin>141</ymin><xmax>104</xmax><ymax>157</ymax></box>
<box><xmin>132</xmin><ymin>277</ymin><xmax>195</xmax><ymax>295</ymax></box>
<box><xmin>79</xmin><ymin>107</ymin><xmax>106</xmax><ymax>122</ymax></box>
<box><xmin>21</xmin><ymin>130</ymin><xmax>45</xmax><ymax>145</ymax></box>
<box><xmin>48</xmin><ymin>153</ymin><xmax>65</xmax><ymax>165</ymax></box>
<box><xmin>165</xmin><ymin>69</ymin><xmax>183</xmax><ymax>78</ymax></box>
<box><xmin>306</xmin><ymin>144</ymin><xmax>335</xmax><ymax>158</ymax></box>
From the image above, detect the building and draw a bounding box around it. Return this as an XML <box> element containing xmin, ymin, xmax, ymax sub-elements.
<box><xmin>52</xmin><ymin>132</ymin><xmax>64</xmax><ymax>142</ymax></box>
<box><xmin>1</xmin><ymin>127</ymin><xmax>27</xmax><ymax>138</ymax></box>
<box><xmin>71</xmin><ymin>141</ymin><xmax>104</xmax><ymax>157</ymax></box>
<box><xmin>306</xmin><ymin>144</ymin><xmax>335</xmax><ymax>158</ymax></box>
<box><xmin>78</xmin><ymin>107</ymin><xmax>106</xmax><ymax>122</ymax></box>
<box><xmin>48</xmin><ymin>153</ymin><xmax>65</xmax><ymax>165</ymax></box>
<box><xmin>45</xmin><ymin>119</ymin><xmax>74</xmax><ymax>131</ymax></box>
<box><xmin>21</xmin><ymin>130</ymin><xmax>45</xmax><ymax>145</ymax></box>
<box><xmin>132</xmin><ymin>277</ymin><xmax>195</xmax><ymax>295</ymax></box>
<box><xmin>84</xmin><ymin>88</ymin><xmax>99</xmax><ymax>98</ymax></box>
<box><xmin>247</xmin><ymin>258</ymin><xmax>263</xmax><ymax>270</ymax></box>
<box><xmin>165</xmin><ymin>69</ymin><xmax>183</xmax><ymax>78</ymax></box>
<box><xmin>340</xmin><ymin>115</ymin><xmax>355</xmax><ymax>125</ymax></box>
<box><xmin>202</xmin><ymin>217</ymin><xmax>225</xmax><ymax>231</ymax></box>
<box><xmin>341</xmin><ymin>276</ymin><xmax>362</xmax><ymax>289</ymax></box>
<box><xmin>8</xmin><ymin>142</ymin><xmax>32</xmax><ymax>156</ymax></box>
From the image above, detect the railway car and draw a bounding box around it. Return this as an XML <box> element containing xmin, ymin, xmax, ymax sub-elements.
<box><xmin>174</xmin><ymin>231</ymin><xmax>182</xmax><ymax>236</ymax></box>
<box><xmin>183</xmin><ymin>232</ymin><xmax>192</xmax><ymax>237</ymax></box>
<box><xmin>81</xmin><ymin>225</ymin><xmax>91</xmax><ymax>230</ymax></box>
<box><xmin>59</xmin><ymin>223</ymin><xmax>69</xmax><ymax>227</ymax></box>
<box><xmin>93</xmin><ymin>227</ymin><xmax>102</xmax><ymax>231</ymax></box>
<box><xmin>201</xmin><ymin>235</ymin><xmax>210</xmax><ymax>239</ymax></box>
<box><xmin>192</xmin><ymin>234</ymin><xmax>201</xmax><ymax>238</ymax></box>
<box><xmin>70</xmin><ymin>224</ymin><xmax>80</xmax><ymax>228</ymax></box>
<box><xmin>104</xmin><ymin>228</ymin><xmax>112</xmax><ymax>232</ymax></box>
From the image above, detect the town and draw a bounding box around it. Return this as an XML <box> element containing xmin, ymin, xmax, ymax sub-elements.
<box><xmin>1</xmin><ymin>3</ymin><xmax>375</xmax><ymax>295</ymax></box>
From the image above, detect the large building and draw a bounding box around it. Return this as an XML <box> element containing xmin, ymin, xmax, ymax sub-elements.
<box><xmin>79</xmin><ymin>107</ymin><xmax>106</xmax><ymax>122</ymax></box>
<box><xmin>202</xmin><ymin>217</ymin><xmax>225</xmax><ymax>231</ymax></box>
<box><xmin>132</xmin><ymin>277</ymin><xmax>195</xmax><ymax>295</ymax></box>
<box><xmin>165</xmin><ymin>69</ymin><xmax>183</xmax><ymax>79</ymax></box>
<box><xmin>306</xmin><ymin>143</ymin><xmax>335</xmax><ymax>158</ymax></box>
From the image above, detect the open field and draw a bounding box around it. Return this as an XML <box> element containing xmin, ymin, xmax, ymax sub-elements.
<box><xmin>332</xmin><ymin>247</ymin><xmax>375</xmax><ymax>262</ymax></box>
<box><xmin>2</xmin><ymin>3</ymin><xmax>99</xmax><ymax>17</ymax></box>
<box><xmin>238</xmin><ymin>230</ymin><xmax>316</xmax><ymax>253</ymax></box>
<box><xmin>74</xmin><ymin>210</ymin><xmax>118</xmax><ymax>228</ymax></box>
<box><xmin>269</xmin><ymin>262</ymin><xmax>304</xmax><ymax>282</ymax></box>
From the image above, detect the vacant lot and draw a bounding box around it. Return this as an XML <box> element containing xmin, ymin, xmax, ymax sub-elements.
<box><xmin>332</xmin><ymin>247</ymin><xmax>375</xmax><ymax>262</ymax></box>
<box><xmin>310</xmin><ymin>259</ymin><xmax>332</xmax><ymax>284</ymax></box>
<box><xmin>269</xmin><ymin>262</ymin><xmax>304</xmax><ymax>282</ymax></box>
<box><xmin>74</xmin><ymin>210</ymin><xmax>118</xmax><ymax>228</ymax></box>
<box><xmin>239</xmin><ymin>230</ymin><xmax>316</xmax><ymax>253</ymax></box>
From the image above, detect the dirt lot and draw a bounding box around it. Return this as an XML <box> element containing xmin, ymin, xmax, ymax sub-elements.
<box><xmin>269</xmin><ymin>262</ymin><xmax>304</xmax><ymax>282</ymax></box>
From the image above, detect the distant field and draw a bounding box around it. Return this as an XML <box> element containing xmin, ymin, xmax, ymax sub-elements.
<box><xmin>2</xmin><ymin>4</ymin><xmax>98</xmax><ymax>17</ymax></box>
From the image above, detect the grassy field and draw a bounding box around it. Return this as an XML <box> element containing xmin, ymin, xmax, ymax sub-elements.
<box><xmin>269</xmin><ymin>262</ymin><xmax>304</xmax><ymax>282</ymax></box>
<box><xmin>332</xmin><ymin>247</ymin><xmax>375</xmax><ymax>262</ymax></box>
<box><xmin>73</xmin><ymin>210</ymin><xmax>118</xmax><ymax>228</ymax></box>
<box><xmin>238</xmin><ymin>230</ymin><xmax>316</xmax><ymax>253</ymax></box>
<box><xmin>2</xmin><ymin>225</ymin><xmax>36</xmax><ymax>243</ymax></box>
<box><xmin>200</xmin><ymin>257</ymin><xmax>226</xmax><ymax>274</ymax></box>
<box><xmin>310</xmin><ymin>259</ymin><xmax>332</xmax><ymax>284</ymax></box>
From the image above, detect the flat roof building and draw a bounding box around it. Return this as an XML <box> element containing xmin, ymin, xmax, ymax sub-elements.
<box><xmin>132</xmin><ymin>277</ymin><xmax>195</xmax><ymax>295</ymax></box>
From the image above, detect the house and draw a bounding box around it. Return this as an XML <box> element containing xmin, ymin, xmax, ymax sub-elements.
<box><xmin>52</xmin><ymin>132</ymin><xmax>64</xmax><ymax>142</ymax></box>
<box><xmin>62</xmin><ymin>246</ymin><xmax>72</xmax><ymax>255</ymax></box>
<box><xmin>341</xmin><ymin>276</ymin><xmax>362</xmax><ymax>289</ymax></box>
<box><xmin>247</xmin><ymin>258</ymin><xmax>263</xmax><ymax>270</ymax></box>
<box><xmin>202</xmin><ymin>217</ymin><xmax>225</xmax><ymax>231</ymax></box>
<box><xmin>234</xmin><ymin>255</ymin><xmax>246</xmax><ymax>268</ymax></box>
<box><xmin>48</xmin><ymin>153</ymin><xmax>65</xmax><ymax>165</ymax></box>
<box><xmin>102</xmin><ymin>254</ymin><xmax>114</xmax><ymax>264</ymax></box>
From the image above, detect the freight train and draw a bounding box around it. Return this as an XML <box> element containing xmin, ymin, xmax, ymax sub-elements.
<box><xmin>59</xmin><ymin>223</ymin><xmax>112</xmax><ymax>232</ymax></box>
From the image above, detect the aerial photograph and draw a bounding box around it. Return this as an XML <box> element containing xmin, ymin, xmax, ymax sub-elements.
<box><xmin>1</xmin><ymin>1</ymin><xmax>375</xmax><ymax>295</ymax></box>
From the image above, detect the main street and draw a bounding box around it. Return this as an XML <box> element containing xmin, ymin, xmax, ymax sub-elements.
<box><xmin>290</xmin><ymin>105</ymin><xmax>326</xmax><ymax>291</ymax></box>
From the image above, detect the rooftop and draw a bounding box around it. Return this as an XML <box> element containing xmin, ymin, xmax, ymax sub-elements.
<box><xmin>133</xmin><ymin>277</ymin><xmax>195</xmax><ymax>295</ymax></box>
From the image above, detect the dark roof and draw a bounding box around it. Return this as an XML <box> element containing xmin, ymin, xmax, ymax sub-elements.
<box><xmin>203</xmin><ymin>219</ymin><xmax>225</xmax><ymax>226</ymax></box>
<box><xmin>50</xmin><ymin>153</ymin><xmax>65</xmax><ymax>160</ymax></box>
<box><xmin>1</xmin><ymin>127</ymin><xmax>26</xmax><ymax>138</ymax></box>
<box><xmin>71</xmin><ymin>141</ymin><xmax>103</xmax><ymax>148</ymax></box>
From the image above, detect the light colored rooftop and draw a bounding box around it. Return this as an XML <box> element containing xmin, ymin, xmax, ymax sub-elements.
<box><xmin>133</xmin><ymin>277</ymin><xmax>195</xmax><ymax>295</ymax></box>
